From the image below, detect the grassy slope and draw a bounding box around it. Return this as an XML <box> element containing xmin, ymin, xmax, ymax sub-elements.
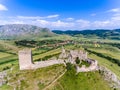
<box><xmin>0</xmin><ymin>64</ymin><xmax>65</xmax><ymax>90</ymax></box>
<box><xmin>48</xmin><ymin>71</ymin><xmax>111</xmax><ymax>90</ymax></box>
<box><xmin>33</xmin><ymin>48</ymin><xmax>61</xmax><ymax>60</ymax></box>
<box><xmin>86</xmin><ymin>45</ymin><xmax>120</xmax><ymax>79</ymax></box>
<box><xmin>0</xmin><ymin>41</ymin><xmax>19</xmax><ymax>71</ymax></box>
<box><xmin>89</xmin><ymin>53</ymin><xmax>120</xmax><ymax>79</ymax></box>
<box><xmin>0</xmin><ymin>52</ymin><xmax>11</xmax><ymax>59</ymax></box>
<box><xmin>88</xmin><ymin>46</ymin><xmax>120</xmax><ymax>61</ymax></box>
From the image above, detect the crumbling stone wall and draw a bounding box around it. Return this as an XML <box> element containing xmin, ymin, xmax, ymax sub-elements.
<box><xmin>18</xmin><ymin>48</ymin><xmax>97</xmax><ymax>72</ymax></box>
<box><xmin>76</xmin><ymin>59</ymin><xmax>98</xmax><ymax>72</ymax></box>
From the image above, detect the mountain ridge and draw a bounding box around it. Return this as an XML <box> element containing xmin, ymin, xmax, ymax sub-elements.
<box><xmin>52</xmin><ymin>29</ymin><xmax>120</xmax><ymax>40</ymax></box>
<box><xmin>0</xmin><ymin>24</ymin><xmax>55</xmax><ymax>40</ymax></box>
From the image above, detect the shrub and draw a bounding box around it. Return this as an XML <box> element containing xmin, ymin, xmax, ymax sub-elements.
<box><xmin>75</xmin><ymin>57</ymin><xmax>80</xmax><ymax>64</ymax></box>
<box><xmin>66</xmin><ymin>63</ymin><xmax>73</xmax><ymax>70</ymax></box>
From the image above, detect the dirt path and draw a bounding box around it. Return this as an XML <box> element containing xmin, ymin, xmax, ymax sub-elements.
<box><xmin>43</xmin><ymin>70</ymin><xmax>67</xmax><ymax>90</ymax></box>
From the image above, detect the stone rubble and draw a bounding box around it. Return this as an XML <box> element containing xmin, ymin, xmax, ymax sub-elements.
<box><xmin>76</xmin><ymin>59</ymin><xmax>98</xmax><ymax>72</ymax></box>
<box><xmin>0</xmin><ymin>71</ymin><xmax>7</xmax><ymax>86</ymax></box>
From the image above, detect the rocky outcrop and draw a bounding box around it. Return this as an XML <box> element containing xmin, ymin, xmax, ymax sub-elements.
<box><xmin>99</xmin><ymin>66</ymin><xmax>120</xmax><ymax>89</ymax></box>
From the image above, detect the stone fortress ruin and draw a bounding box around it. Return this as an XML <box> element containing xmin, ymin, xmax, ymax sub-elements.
<box><xmin>18</xmin><ymin>47</ymin><xmax>98</xmax><ymax>72</ymax></box>
<box><xmin>59</xmin><ymin>46</ymin><xmax>88</xmax><ymax>63</ymax></box>
<box><xmin>17</xmin><ymin>47</ymin><xmax>120</xmax><ymax>89</ymax></box>
<box><xmin>59</xmin><ymin>47</ymin><xmax>98</xmax><ymax>72</ymax></box>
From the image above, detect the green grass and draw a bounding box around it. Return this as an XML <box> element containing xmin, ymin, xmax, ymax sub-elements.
<box><xmin>33</xmin><ymin>48</ymin><xmax>61</xmax><ymax>60</ymax></box>
<box><xmin>0</xmin><ymin>52</ymin><xmax>11</xmax><ymax>59</ymax></box>
<box><xmin>88</xmin><ymin>46</ymin><xmax>120</xmax><ymax>61</ymax></box>
<box><xmin>85</xmin><ymin>45</ymin><xmax>120</xmax><ymax>79</ymax></box>
<box><xmin>0</xmin><ymin>51</ymin><xmax>18</xmax><ymax>71</ymax></box>
<box><xmin>49</xmin><ymin>70</ymin><xmax>111</xmax><ymax>90</ymax></box>
<box><xmin>0</xmin><ymin>40</ymin><xmax>19</xmax><ymax>51</ymax></box>
<box><xmin>89</xmin><ymin>53</ymin><xmax>120</xmax><ymax>79</ymax></box>
<box><xmin>79</xmin><ymin>60</ymin><xmax>90</xmax><ymax>67</ymax></box>
<box><xmin>0</xmin><ymin>85</ymin><xmax>13</xmax><ymax>90</ymax></box>
<box><xmin>0</xmin><ymin>64</ymin><xmax>65</xmax><ymax>90</ymax></box>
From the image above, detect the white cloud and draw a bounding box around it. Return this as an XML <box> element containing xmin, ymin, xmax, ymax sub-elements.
<box><xmin>107</xmin><ymin>8</ymin><xmax>120</xmax><ymax>22</ymax></box>
<box><xmin>92</xmin><ymin>20</ymin><xmax>110</xmax><ymax>28</ymax></box>
<box><xmin>46</xmin><ymin>14</ymin><xmax>59</xmax><ymax>18</ymax></box>
<box><xmin>111</xmin><ymin>16</ymin><xmax>120</xmax><ymax>21</ymax></box>
<box><xmin>36</xmin><ymin>19</ymin><xmax>49</xmax><ymax>27</ymax></box>
<box><xmin>75</xmin><ymin>19</ymin><xmax>90</xmax><ymax>29</ymax></box>
<box><xmin>0</xmin><ymin>4</ymin><xmax>7</xmax><ymax>11</ymax></box>
<box><xmin>17</xmin><ymin>14</ymin><xmax>59</xmax><ymax>20</ymax></box>
<box><xmin>51</xmin><ymin>20</ymin><xmax>74</xmax><ymax>28</ymax></box>
<box><xmin>17</xmin><ymin>16</ymin><xmax>41</xmax><ymax>19</ymax></box>
<box><xmin>91</xmin><ymin>13</ymin><xmax>96</xmax><ymax>16</ymax></box>
<box><xmin>65</xmin><ymin>18</ymin><xmax>74</xmax><ymax>21</ymax></box>
<box><xmin>34</xmin><ymin>20</ymin><xmax>74</xmax><ymax>29</ymax></box>
<box><xmin>108</xmin><ymin>8</ymin><xmax>120</xmax><ymax>13</ymax></box>
<box><xmin>2</xmin><ymin>10</ymin><xmax>120</xmax><ymax>30</ymax></box>
<box><xmin>111</xmin><ymin>13</ymin><xmax>120</xmax><ymax>21</ymax></box>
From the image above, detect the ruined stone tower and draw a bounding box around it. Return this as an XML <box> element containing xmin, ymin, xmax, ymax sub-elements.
<box><xmin>18</xmin><ymin>49</ymin><xmax>33</xmax><ymax>70</ymax></box>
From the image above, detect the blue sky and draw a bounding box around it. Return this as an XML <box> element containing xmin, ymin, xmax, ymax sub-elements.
<box><xmin>0</xmin><ymin>0</ymin><xmax>120</xmax><ymax>30</ymax></box>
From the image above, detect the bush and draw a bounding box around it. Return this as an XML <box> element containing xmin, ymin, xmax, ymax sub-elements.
<box><xmin>66</xmin><ymin>63</ymin><xmax>73</xmax><ymax>70</ymax></box>
<box><xmin>3</xmin><ymin>66</ymin><xmax>10</xmax><ymax>70</ymax></box>
<box><xmin>75</xmin><ymin>57</ymin><xmax>80</xmax><ymax>64</ymax></box>
<box><xmin>66</xmin><ymin>63</ymin><xmax>76</xmax><ymax>76</ymax></box>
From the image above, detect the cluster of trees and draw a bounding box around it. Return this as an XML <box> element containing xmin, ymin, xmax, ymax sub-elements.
<box><xmin>85</xmin><ymin>49</ymin><xmax>120</xmax><ymax>66</ymax></box>
<box><xmin>66</xmin><ymin>62</ymin><xmax>76</xmax><ymax>76</ymax></box>
<box><xmin>15</xmin><ymin>40</ymin><xmax>65</xmax><ymax>47</ymax></box>
<box><xmin>15</xmin><ymin>40</ymin><xmax>37</xmax><ymax>47</ymax></box>
<box><xmin>108</xmin><ymin>43</ymin><xmax>120</xmax><ymax>49</ymax></box>
<box><xmin>53</xmin><ymin>30</ymin><xmax>109</xmax><ymax>37</ymax></box>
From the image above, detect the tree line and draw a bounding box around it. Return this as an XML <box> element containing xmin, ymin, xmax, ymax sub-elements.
<box><xmin>85</xmin><ymin>48</ymin><xmax>120</xmax><ymax>66</ymax></box>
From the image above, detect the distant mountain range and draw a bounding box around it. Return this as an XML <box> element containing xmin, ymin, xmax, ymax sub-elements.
<box><xmin>53</xmin><ymin>29</ymin><xmax>120</xmax><ymax>40</ymax></box>
<box><xmin>0</xmin><ymin>24</ymin><xmax>55</xmax><ymax>40</ymax></box>
<box><xmin>0</xmin><ymin>24</ymin><xmax>120</xmax><ymax>40</ymax></box>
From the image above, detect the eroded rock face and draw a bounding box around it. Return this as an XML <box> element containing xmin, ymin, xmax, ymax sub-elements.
<box><xmin>99</xmin><ymin>66</ymin><xmax>120</xmax><ymax>89</ymax></box>
<box><xmin>0</xmin><ymin>71</ymin><xmax>7</xmax><ymax>86</ymax></box>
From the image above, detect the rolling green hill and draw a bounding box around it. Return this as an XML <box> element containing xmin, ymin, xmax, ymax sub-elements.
<box><xmin>52</xmin><ymin>29</ymin><xmax>120</xmax><ymax>40</ymax></box>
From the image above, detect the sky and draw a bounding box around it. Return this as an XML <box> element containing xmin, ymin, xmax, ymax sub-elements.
<box><xmin>0</xmin><ymin>0</ymin><xmax>120</xmax><ymax>30</ymax></box>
